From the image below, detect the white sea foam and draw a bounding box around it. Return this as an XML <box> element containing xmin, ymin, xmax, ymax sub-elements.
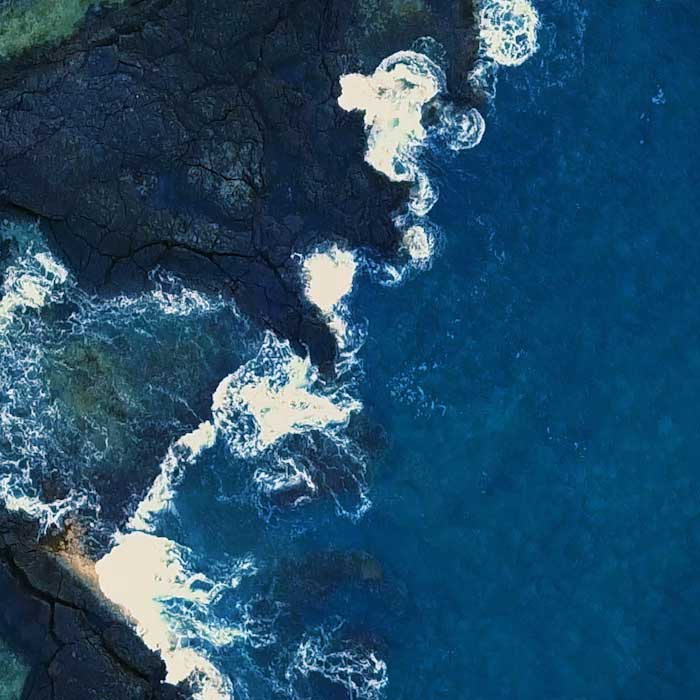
<box><xmin>127</xmin><ymin>421</ymin><xmax>216</xmax><ymax>532</ymax></box>
<box><xmin>287</xmin><ymin>621</ymin><xmax>388</xmax><ymax>700</ymax></box>
<box><xmin>213</xmin><ymin>331</ymin><xmax>361</xmax><ymax>458</ymax></box>
<box><xmin>214</xmin><ymin>331</ymin><xmax>368</xmax><ymax>519</ymax></box>
<box><xmin>435</xmin><ymin>104</ymin><xmax>486</xmax><ymax>152</ymax></box>
<box><xmin>0</xmin><ymin>221</ymin><xmax>243</xmax><ymax>533</ymax></box>
<box><xmin>478</xmin><ymin>0</ymin><xmax>540</xmax><ymax>67</ymax></box>
<box><xmin>0</xmin><ymin>475</ymin><xmax>89</xmax><ymax>533</ymax></box>
<box><xmin>468</xmin><ymin>57</ymin><xmax>500</xmax><ymax>101</ymax></box>
<box><xmin>302</xmin><ymin>246</ymin><xmax>357</xmax><ymax>316</ymax></box>
<box><xmin>401</xmin><ymin>225</ymin><xmax>434</xmax><ymax>263</ymax></box>
<box><xmin>110</xmin><ymin>269</ymin><xmax>227</xmax><ymax>318</ymax></box>
<box><xmin>96</xmin><ymin>531</ymin><xmax>248</xmax><ymax>700</ymax></box>
<box><xmin>408</xmin><ymin>169</ymin><xmax>438</xmax><ymax>217</ymax></box>
<box><xmin>302</xmin><ymin>245</ymin><xmax>357</xmax><ymax>346</ymax></box>
<box><xmin>0</xmin><ymin>248</ymin><xmax>69</xmax><ymax>326</ymax></box>
<box><xmin>0</xmin><ymin>236</ymin><xmax>80</xmax><ymax>531</ymax></box>
<box><xmin>128</xmin><ymin>329</ymin><xmax>364</xmax><ymax>526</ymax></box>
<box><xmin>339</xmin><ymin>48</ymin><xmax>488</xmax><ymax>276</ymax></box>
<box><xmin>338</xmin><ymin>51</ymin><xmax>443</xmax><ymax>185</ymax></box>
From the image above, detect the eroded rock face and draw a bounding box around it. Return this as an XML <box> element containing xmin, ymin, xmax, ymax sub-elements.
<box><xmin>0</xmin><ymin>0</ymin><xmax>477</xmax><ymax>368</ymax></box>
<box><xmin>0</xmin><ymin>508</ymin><xmax>185</xmax><ymax>700</ymax></box>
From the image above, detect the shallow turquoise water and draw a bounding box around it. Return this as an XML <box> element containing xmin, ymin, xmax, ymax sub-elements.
<box><xmin>0</xmin><ymin>637</ymin><xmax>28</xmax><ymax>700</ymax></box>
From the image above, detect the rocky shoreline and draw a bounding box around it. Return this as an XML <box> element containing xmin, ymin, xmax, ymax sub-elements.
<box><xmin>0</xmin><ymin>0</ymin><xmax>479</xmax><ymax>696</ymax></box>
<box><xmin>0</xmin><ymin>0</ymin><xmax>478</xmax><ymax>369</ymax></box>
<box><xmin>0</xmin><ymin>508</ymin><xmax>186</xmax><ymax>699</ymax></box>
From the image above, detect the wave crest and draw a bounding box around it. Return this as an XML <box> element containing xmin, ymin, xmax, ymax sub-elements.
<box><xmin>479</xmin><ymin>0</ymin><xmax>540</xmax><ymax>67</ymax></box>
<box><xmin>286</xmin><ymin>621</ymin><xmax>388</xmax><ymax>700</ymax></box>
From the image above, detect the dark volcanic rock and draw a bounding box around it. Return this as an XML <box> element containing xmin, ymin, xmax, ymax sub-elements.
<box><xmin>0</xmin><ymin>0</ymin><xmax>478</xmax><ymax>368</ymax></box>
<box><xmin>0</xmin><ymin>3</ymin><xmax>479</xmax><ymax>697</ymax></box>
<box><xmin>0</xmin><ymin>508</ymin><xmax>186</xmax><ymax>700</ymax></box>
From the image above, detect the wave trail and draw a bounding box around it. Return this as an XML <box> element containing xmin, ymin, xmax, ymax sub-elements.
<box><xmin>338</xmin><ymin>48</ymin><xmax>485</xmax><ymax>276</ymax></box>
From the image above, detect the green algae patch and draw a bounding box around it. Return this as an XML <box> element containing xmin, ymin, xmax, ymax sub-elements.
<box><xmin>0</xmin><ymin>0</ymin><xmax>123</xmax><ymax>60</ymax></box>
<box><xmin>0</xmin><ymin>638</ymin><xmax>29</xmax><ymax>700</ymax></box>
<box><xmin>357</xmin><ymin>0</ymin><xmax>427</xmax><ymax>37</ymax></box>
<box><xmin>49</xmin><ymin>339</ymin><xmax>132</xmax><ymax>457</ymax></box>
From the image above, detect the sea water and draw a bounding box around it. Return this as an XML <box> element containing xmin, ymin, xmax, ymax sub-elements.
<box><xmin>3</xmin><ymin>1</ymin><xmax>700</xmax><ymax>699</ymax></box>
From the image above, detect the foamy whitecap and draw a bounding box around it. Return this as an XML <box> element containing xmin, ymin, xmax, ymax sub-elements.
<box><xmin>0</xmin><ymin>239</ymin><xmax>81</xmax><ymax>531</ymax></box>
<box><xmin>339</xmin><ymin>48</ymin><xmax>488</xmax><ymax>277</ymax></box>
<box><xmin>104</xmin><ymin>269</ymin><xmax>227</xmax><ymax>319</ymax></box>
<box><xmin>468</xmin><ymin>58</ymin><xmax>500</xmax><ymax>101</ymax></box>
<box><xmin>128</xmin><ymin>329</ymin><xmax>364</xmax><ymax>525</ymax></box>
<box><xmin>0</xmin><ymin>474</ymin><xmax>88</xmax><ymax>533</ymax></box>
<box><xmin>302</xmin><ymin>246</ymin><xmax>356</xmax><ymax>316</ymax></box>
<box><xmin>436</xmin><ymin>104</ymin><xmax>486</xmax><ymax>152</ymax></box>
<box><xmin>402</xmin><ymin>225</ymin><xmax>434</xmax><ymax>263</ymax></box>
<box><xmin>479</xmin><ymin>0</ymin><xmax>540</xmax><ymax>67</ymax></box>
<box><xmin>339</xmin><ymin>51</ymin><xmax>443</xmax><ymax>185</ymax></box>
<box><xmin>213</xmin><ymin>331</ymin><xmax>361</xmax><ymax>458</ymax></box>
<box><xmin>0</xmin><ymin>249</ymin><xmax>69</xmax><ymax>326</ymax></box>
<box><xmin>302</xmin><ymin>245</ymin><xmax>357</xmax><ymax>346</ymax></box>
<box><xmin>96</xmin><ymin>531</ymin><xmax>243</xmax><ymax>700</ymax></box>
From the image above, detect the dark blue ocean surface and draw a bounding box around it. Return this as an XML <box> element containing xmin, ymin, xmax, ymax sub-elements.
<box><xmin>164</xmin><ymin>1</ymin><xmax>700</xmax><ymax>698</ymax></box>
<box><xmin>2</xmin><ymin>1</ymin><xmax>699</xmax><ymax>698</ymax></box>
<box><xmin>355</xmin><ymin>2</ymin><xmax>700</xmax><ymax>697</ymax></box>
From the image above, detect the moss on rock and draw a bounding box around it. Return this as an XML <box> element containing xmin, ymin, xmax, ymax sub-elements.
<box><xmin>0</xmin><ymin>0</ymin><xmax>123</xmax><ymax>60</ymax></box>
<box><xmin>0</xmin><ymin>638</ymin><xmax>29</xmax><ymax>700</ymax></box>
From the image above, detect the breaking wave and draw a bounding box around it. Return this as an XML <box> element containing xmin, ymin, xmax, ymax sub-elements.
<box><xmin>478</xmin><ymin>0</ymin><xmax>540</xmax><ymax>67</ymax></box>
<box><xmin>213</xmin><ymin>331</ymin><xmax>361</xmax><ymax>458</ymax></box>
<box><xmin>131</xmin><ymin>328</ymin><xmax>367</xmax><ymax>531</ymax></box>
<box><xmin>339</xmin><ymin>48</ymin><xmax>485</xmax><ymax>276</ymax></box>
<box><xmin>339</xmin><ymin>51</ymin><xmax>444</xmax><ymax>186</ymax></box>
<box><xmin>339</xmin><ymin>8</ymin><xmax>539</xmax><ymax>279</ymax></box>
<box><xmin>286</xmin><ymin>621</ymin><xmax>388</xmax><ymax>700</ymax></box>
<box><xmin>302</xmin><ymin>245</ymin><xmax>358</xmax><ymax>347</ymax></box>
<box><xmin>96</xmin><ymin>531</ymin><xmax>260</xmax><ymax>700</ymax></box>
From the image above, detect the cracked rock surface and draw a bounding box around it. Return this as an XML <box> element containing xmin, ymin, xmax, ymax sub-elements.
<box><xmin>0</xmin><ymin>508</ymin><xmax>185</xmax><ymax>700</ymax></box>
<box><xmin>0</xmin><ymin>0</ymin><xmax>477</xmax><ymax>368</ymax></box>
<box><xmin>0</xmin><ymin>1</ymin><xmax>478</xmax><ymax>697</ymax></box>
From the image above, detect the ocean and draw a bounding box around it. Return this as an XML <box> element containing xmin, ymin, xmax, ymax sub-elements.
<box><xmin>2</xmin><ymin>0</ymin><xmax>700</xmax><ymax>698</ymax></box>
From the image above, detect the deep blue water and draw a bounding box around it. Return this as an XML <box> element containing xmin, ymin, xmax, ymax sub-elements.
<box><xmin>168</xmin><ymin>1</ymin><xmax>700</xmax><ymax>698</ymax></box>
<box><xmin>3</xmin><ymin>1</ymin><xmax>700</xmax><ymax>698</ymax></box>
<box><xmin>353</xmin><ymin>2</ymin><xmax>700</xmax><ymax>697</ymax></box>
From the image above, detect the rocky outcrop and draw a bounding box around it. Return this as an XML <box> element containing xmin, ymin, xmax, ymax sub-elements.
<box><xmin>0</xmin><ymin>1</ymin><xmax>479</xmax><ymax>697</ymax></box>
<box><xmin>0</xmin><ymin>0</ymin><xmax>478</xmax><ymax>369</ymax></box>
<box><xmin>0</xmin><ymin>508</ymin><xmax>185</xmax><ymax>700</ymax></box>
